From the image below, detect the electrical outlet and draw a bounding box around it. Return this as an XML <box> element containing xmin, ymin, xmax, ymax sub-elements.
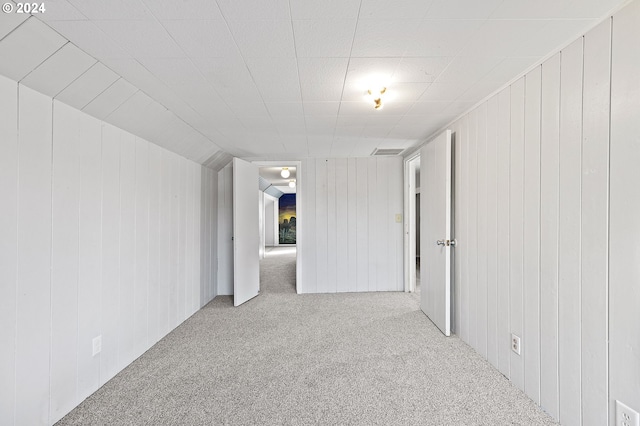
<box><xmin>92</xmin><ymin>335</ymin><xmax>102</xmax><ymax>357</ymax></box>
<box><xmin>616</xmin><ymin>400</ymin><xmax>640</xmax><ymax>426</ymax></box>
<box><xmin>511</xmin><ymin>333</ymin><xmax>521</xmax><ymax>355</ymax></box>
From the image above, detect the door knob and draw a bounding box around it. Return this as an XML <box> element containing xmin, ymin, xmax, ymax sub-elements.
<box><xmin>437</xmin><ymin>239</ymin><xmax>446</xmax><ymax>246</ymax></box>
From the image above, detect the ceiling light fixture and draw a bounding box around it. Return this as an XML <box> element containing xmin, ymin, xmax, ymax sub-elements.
<box><xmin>367</xmin><ymin>87</ymin><xmax>387</xmax><ymax>110</ymax></box>
<box><xmin>289</xmin><ymin>179</ymin><xmax>296</xmax><ymax>188</ymax></box>
<box><xmin>280</xmin><ymin>167</ymin><xmax>290</xmax><ymax>178</ymax></box>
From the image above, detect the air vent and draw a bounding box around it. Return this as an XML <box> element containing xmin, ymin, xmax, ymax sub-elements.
<box><xmin>371</xmin><ymin>148</ymin><xmax>404</xmax><ymax>156</ymax></box>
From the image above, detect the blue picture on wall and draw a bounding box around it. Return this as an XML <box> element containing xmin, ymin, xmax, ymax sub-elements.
<box><xmin>279</xmin><ymin>194</ymin><xmax>296</xmax><ymax>244</ymax></box>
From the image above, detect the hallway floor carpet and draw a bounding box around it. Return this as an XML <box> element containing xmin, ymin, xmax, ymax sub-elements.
<box><xmin>58</xmin><ymin>247</ymin><xmax>556</xmax><ymax>425</ymax></box>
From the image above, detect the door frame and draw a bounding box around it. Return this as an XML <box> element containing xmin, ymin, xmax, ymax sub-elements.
<box><xmin>403</xmin><ymin>153</ymin><xmax>421</xmax><ymax>293</ymax></box>
<box><xmin>252</xmin><ymin>160</ymin><xmax>302</xmax><ymax>294</ymax></box>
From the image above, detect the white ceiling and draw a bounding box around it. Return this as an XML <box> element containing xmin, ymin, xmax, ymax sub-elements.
<box><xmin>259</xmin><ymin>166</ymin><xmax>297</xmax><ymax>194</ymax></box>
<box><xmin>0</xmin><ymin>0</ymin><xmax>629</xmax><ymax>163</ymax></box>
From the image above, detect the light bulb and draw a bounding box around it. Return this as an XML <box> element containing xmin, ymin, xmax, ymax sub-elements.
<box><xmin>280</xmin><ymin>168</ymin><xmax>290</xmax><ymax>178</ymax></box>
<box><xmin>289</xmin><ymin>180</ymin><xmax>296</xmax><ymax>188</ymax></box>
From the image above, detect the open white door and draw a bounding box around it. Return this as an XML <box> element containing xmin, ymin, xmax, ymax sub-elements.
<box><xmin>420</xmin><ymin>130</ymin><xmax>453</xmax><ymax>336</ymax></box>
<box><xmin>233</xmin><ymin>158</ymin><xmax>260</xmax><ymax>306</ymax></box>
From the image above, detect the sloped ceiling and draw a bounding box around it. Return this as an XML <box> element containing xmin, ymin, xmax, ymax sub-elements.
<box><xmin>0</xmin><ymin>0</ymin><xmax>629</xmax><ymax>162</ymax></box>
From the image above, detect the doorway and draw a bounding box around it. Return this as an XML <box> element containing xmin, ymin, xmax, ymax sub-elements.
<box><xmin>404</xmin><ymin>154</ymin><xmax>421</xmax><ymax>294</ymax></box>
<box><xmin>255</xmin><ymin>161</ymin><xmax>302</xmax><ymax>294</ymax></box>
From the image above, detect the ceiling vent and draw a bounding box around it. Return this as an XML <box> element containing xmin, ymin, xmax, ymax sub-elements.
<box><xmin>371</xmin><ymin>148</ymin><xmax>404</xmax><ymax>156</ymax></box>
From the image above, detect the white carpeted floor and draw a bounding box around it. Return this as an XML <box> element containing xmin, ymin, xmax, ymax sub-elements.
<box><xmin>57</xmin><ymin>247</ymin><xmax>557</xmax><ymax>425</ymax></box>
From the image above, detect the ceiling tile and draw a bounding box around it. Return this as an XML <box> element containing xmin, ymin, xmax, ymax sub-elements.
<box><xmin>344</xmin><ymin>57</ymin><xmax>401</xmax><ymax>87</ymax></box>
<box><xmin>290</xmin><ymin>0</ymin><xmax>361</xmax><ymax>20</ymax></box>
<box><xmin>300</xmin><ymin>82</ymin><xmax>344</xmax><ymax>101</ymax></box>
<box><xmin>67</xmin><ymin>0</ymin><xmax>153</xmax><ymax>19</ymax></box>
<box><xmin>162</xmin><ymin>20</ymin><xmax>238</xmax><ymax>58</ymax></box>
<box><xmin>0</xmin><ymin>4</ymin><xmax>29</xmax><ymax>40</ymax></box>
<box><xmin>266</xmin><ymin>102</ymin><xmax>304</xmax><ymax>117</ymax></box>
<box><xmin>339</xmin><ymin>101</ymin><xmax>379</xmax><ymax>116</ymax></box>
<box><xmin>56</xmin><ymin>62</ymin><xmax>120</xmax><ymax>109</ymax></box>
<box><xmin>144</xmin><ymin>0</ymin><xmax>224</xmax><ymax>20</ymax></box>
<box><xmin>227</xmin><ymin>102</ymin><xmax>269</xmax><ymax>117</ymax></box>
<box><xmin>228</xmin><ymin>20</ymin><xmax>295</xmax><ymax>58</ymax></box>
<box><xmin>35</xmin><ymin>0</ymin><xmax>86</xmax><ymax>21</ymax></box>
<box><xmin>425</xmin><ymin>0</ymin><xmax>504</xmax><ymax>19</ymax></box>
<box><xmin>459</xmin><ymin>20</ymin><xmax>549</xmax><ymax>57</ymax></box>
<box><xmin>360</xmin><ymin>0</ymin><xmax>434</xmax><ymax>19</ymax></box>
<box><xmin>0</xmin><ymin>17</ymin><xmax>67</xmax><ymax>81</ymax></box>
<box><xmin>393</xmin><ymin>57</ymin><xmax>452</xmax><ymax>83</ymax></box>
<box><xmin>192</xmin><ymin>56</ymin><xmax>262</xmax><ymax>102</ymax></box>
<box><xmin>44</xmin><ymin>20</ymin><xmax>130</xmax><ymax>59</ymax></box>
<box><xmin>94</xmin><ymin>20</ymin><xmax>185</xmax><ymax>58</ymax></box>
<box><xmin>138</xmin><ymin>57</ymin><xmax>204</xmax><ymax>86</ymax></box>
<box><xmin>406</xmin><ymin>101</ymin><xmax>452</xmax><ymax>116</ymax></box>
<box><xmin>245</xmin><ymin>57</ymin><xmax>301</xmax><ymax>101</ymax></box>
<box><xmin>387</xmin><ymin>82</ymin><xmax>431</xmax><ymax>102</ymax></box>
<box><xmin>216</xmin><ymin>0</ymin><xmax>290</xmax><ymax>21</ymax></box>
<box><xmin>303</xmin><ymin>101</ymin><xmax>340</xmax><ymax>116</ymax></box>
<box><xmin>490</xmin><ymin>0</ymin><xmax>621</xmax><ymax>19</ymax></box>
<box><xmin>21</xmin><ymin>42</ymin><xmax>96</xmax><ymax>97</ymax></box>
<box><xmin>351</xmin><ymin>19</ymin><xmax>421</xmax><ymax>57</ymax></box>
<box><xmin>418</xmin><ymin>82</ymin><xmax>469</xmax><ymax>101</ymax></box>
<box><xmin>404</xmin><ymin>19</ymin><xmax>484</xmax><ymax>57</ymax></box>
<box><xmin>511</xmin><ymin>19</ymin><xmax>595</xmax><ymax>57</ymax></box>
<box><xmin>82</xmin><ymin>78</ymin><xmax>137</xmax><ymax>118</ymax></box>
<box><xmin>435</xmin><ymin>56</ymin><xmax>505</xmax><ymax>85</ymax></box>
<box><xmin>297</xmin><ymin>57</ymin><xmax>349</xmax><ymax>86</ymax></box>
<box><xmin>292</xmin><ymin>20</ymin><xmax>356</xmax><ymax>58</ymax></box>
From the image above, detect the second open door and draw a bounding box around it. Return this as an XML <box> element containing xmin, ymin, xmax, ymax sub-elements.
<box><xmin>233</xmin><ymin>158</ymin><xmax>260</xmax><ymax>306</ymax></box>
<box><xmin>420</xmin><ymin>129</ymin><xmax>453</xmax><ymax>336</ymax></box>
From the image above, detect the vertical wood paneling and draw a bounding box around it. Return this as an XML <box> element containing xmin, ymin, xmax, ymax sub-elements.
<box><xmin>335</xmin><ymin>158</ymin><xmax>348</xmax><ymax>292</ymax></box>
<box><xmin>610</xmin><ymin>0</ymin><xmax>640</xmax><ymax>422</ymax></box>
<box><xmin>193</xmin><ymin>165</ymin><xmax>203</xmax><ymax>305</ymax></box>
<box><xmin>169</xmin><ymin>154</ymin><xmax>180</xmax><ymax>329</ymax></box>
<box><xmin>540</xmin><ymin>52</ymin><xmax>561</xmax><ymax>420</ymax></box>
<box><xmin>467</xmin><ymin>109</ymin><xmax>478</xmax><ymax>350</ymax></box>
<box><xmin>558</xmin><ymin>37</ymin><xmax>584</xmax><ymax>426</ymax></box>
<box><xmin>158</xmin><ymin>150</ymin><xmax>171</xmax><ymax>336</ymax></box>
<box><xmin>100</xmin><ymin>124</ymin><xmax>120</xmax><ymax>384</ymax></box>
<box><xmin>388</xmin><ymin>157</ymin><xmax>403</xmax><ymax>291</ymax></box>
<box><xmin>133</xmin><ymin>138</ymin><xmax>149</xmax><ymax>356</ymax></box>
<box><xmin>476</xmin><ymin>102</ymin><xmax>488</xmax><ymax>358</ymax></box>
<box><xmin>458</xmin><ymin>116</ymin><xmax>469</xmax><ymax>342</ymax></box>
<box><xmin>50</xmin><ymin>102</ymin><xmax>80</xmax><ymax>423</ymax></box>
<box><xmin>496</xmin><ymin>86</ymin><xmax>511</xmax><ymax>378</ymax></box>
<box><xmin>0</xmin><ymin>75</ymin><xmax>18</xmax><ymax>425</ymax></box>
<box><xmin>177</xmin><ymin>159</ymin><xmax>187</xmax><ymax>321</ymax></box>
<box><xmin>315</xmin><ymin>159</ymin><xmax>328</xmax><ymax>292</ymax></box>
<box><xmin>15</xmin><ymin>86</ymin><xmax>52</xmax><ymax>425</ymax></box>
<box><xmin>326</xmin><ymin>159</ymin><xmax>337</xmax><ymax>292</ymax></box>
<box><xmin>524</xmin><ymin>65</ymin><xmax>542</xmax><ymax>405</ymax></box>
<box><xmin>118</xmin><ymin>132</ymin><xmax>136</xmax><ymax>368</ymax></box>
<box><xmin>509</xmin><ymin>77</ymin><xmax>526</xmax><ymax>391</ymax></box>
<box><xmin>356</xmin><ymin>158</ymin><xmax>368</xmax><ymax>292</ymax></box>
<box><xmin>581</xmin><ymin>18</ymin><xmax>610</xmax><ymax>426</ymax></box>
<box><xmin>347</xmin><ymin>158</ymin><xmax>357</xmax><ymax>292</ymax></box>
<box><xmin>76</xmin><ymin>112</ymin><xmax>102</xmax><ymax>399</ymax></box>
<box><xmin>147</xmin><ymin>143</ymin><xmax>161</xmax><ymax>343</ymax></box>
<box><xmin>185</xmin><ymin>164</ymin><xmax>194</xmax><ymax>314</ymax></box>
<box><xmin>302</xmin><ymin>159</ymin><xmax>316</xmax><ymax>293</ymax></box>
<box><xmin>485</xmin><ymin>97</ymin><xmax>499</xmax><ymax>367</ymax></box>
<box><xmin>376</xmin><ymin>158</ymin><xmax>389</xmax><ymax>291</ymax></box>
<box><xmin>367</xmin><ymin>158</ymin><xmax>377</xmax><ymax>292</ymax></box>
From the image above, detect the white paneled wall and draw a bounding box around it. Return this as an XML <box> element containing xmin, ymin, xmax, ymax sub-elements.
<box><xmin>299</xmin><ymin>157</ymin><xmax>403</xmax><ymax>294</ymax></box>
<box><xmin>445</xmin><ymin>3</ymin><xmax>640</xmax><ymax>424</ymax></box>
<box><xmin>0</xmin><ymin>74</ymin><xmax>217</xmax><ymax>425</ymax></box>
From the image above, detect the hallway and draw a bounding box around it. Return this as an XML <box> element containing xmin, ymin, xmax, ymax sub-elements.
<box><xmin>58</xmin><ymin>248</ymin><xmax>556</xmax><ymax>425</ymax></box>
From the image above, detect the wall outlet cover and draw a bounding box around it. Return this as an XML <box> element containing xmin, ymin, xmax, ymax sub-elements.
<box><xmin>92</xmin><ymin>335</ymin><xmax>102</xmax><ymax>357</ymax></box>
<box><xmin>511</xmin><ymin>333</ymin><xmax>521</xmax><ymax>356</ymax></box>
<box><xmin>616</xmin><ymin>400</ymin><xmax>640</xmax><ymax>426</ymax></box>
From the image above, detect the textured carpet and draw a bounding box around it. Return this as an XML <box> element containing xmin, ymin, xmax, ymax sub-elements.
<box><xmin>58</xmin><ymin>247</ymin><xmax>557</xmax><ymax>426</ymax></box>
